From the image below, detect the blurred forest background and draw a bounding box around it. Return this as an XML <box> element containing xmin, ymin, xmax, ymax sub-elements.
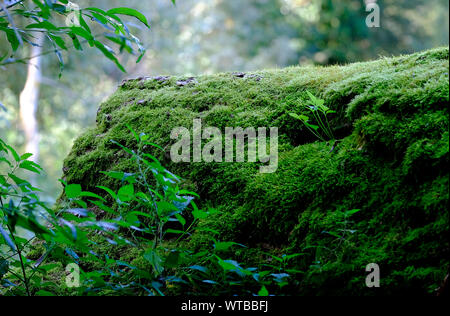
<box><xmin>1</xmin><ymin>0</ymin><xmax>449</xmax><ymax>201</ymax></box>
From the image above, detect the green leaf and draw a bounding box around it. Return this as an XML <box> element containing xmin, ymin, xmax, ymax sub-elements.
<box><xmin>70</xmin><ymin>26</ymin><xmax>94</xmax><ymax>41</ymax></box>
<box><xmin>101</xmin><ymin>171</ymin><xmax>136</xmax><ymax>183</ymax></box>
<box><xmin>0</xmin><ymin>157</ymin><xmax>12</xmax><ymax>168</ymax></box>
<box><xmin>165</xmin><ymin>251</ymin><xmax>181</xmax><ymax>268</ymax></box>
<box><xmin>192</xmin><ymin>209</ymin><xmax>209</xmax><ymax>220</ymax></box>
<box><xmin>344</xmin><ymin>209</ymin><xmax>361</xmax><ymax>217</ymax></box>
<box><xmin>5</xmin><ymin>144</ymin><xmax>20</xmax><ymax>161</ymax></box>
<box><xmin>126</xmin><ymin>123</ymin><xmax>139</xmax><ymax>142</ymax></box>
<box><xmin>97</xmin><ymin>185</ymin><xmax>117</xmax><ymax>201</ymax></box>
<box><xmin>214</xmin><ymin>241</ymin><xmax>245</xmax><ymax>252</ymax></box>
<box><xmin>0</xmin><ymin>259</ymin><xmax>9</xmax><ymax>279</ymax></box>
<box><xmin>20</xmin><ymin>153</ymin><xmax>33</xmax><ymax>160</ymax></box>
<box><xmin>70</xmin><ymin>33</ymin><xmax>82</xmax><ymax>50</ymax></box>
<box><xmin>93</xmin><ymin>40</ymin><xmax>125</xmax><ymax>72</ymax></box>
<box><xmin>289</xmin><ymin>113</ymin><xmax>309</xmax><ymax>122</ymax></box>
<box><xmin>79</xmin><ymin>191</ymin><xmax>106</xmax><ymax>202</ymax></box>
<box><xmin>65</xmin><ymin>184</ymin><xmax>82</xmax><ymax>199</ymax></box>
<box><xmin>304</xmin><ymin>121</ymin><xmax>320</xmax><ymax>130</ymax></box>
<box><xmin>143</xmin><ymin>249</ymin><xmax>163</xmax><ymax>274</ymax></box>
<box><xmin>165</xmin><ymin>229</ymin><xmax>184</xmax><ymax>235</ymax></box>
<box><xmin>174</xmin><ymin>213</ymin><xmax>186</xmax><ymax>226</ymax></box>
<box><xmin>19</xmin><ymin>160</ymin><xmax>42</xmax><ymax>174</ymax></box>
<box><xmin>258</xmin><ymin>285</ymin><xmax>269</xmax><ymax>296</ymax></box>
<box><xmin>0</xmin><ymin>100</ymin><xmax>6</xmax><ymax>111</ymax></box>
<box><xmin>106</xmin><ymin>7</ymin><xmax>150</xmax><ymax>28</ymax></box>
<box><xmin>0</xmin><ymin>226</ymin><xmax>16</xmax><ymax>251</ymax></box>
<box><xmin>306</xmin><ymin>90</ymin><xmax>317</xmax><ymax>103</ymax></box>
<box><xmin>118</xmin><ymin>184</ymin><xmax>134</xmax><ymax>202</ymax></box>
<box><xmin>90</xmin><ymin>11</ymin><xmax>109</xmax><ymax>25</ymax></box>
<box><xmin>35</xmin><ymin>290</ymin><xmax>55</xmax><ymax>296</ymax></box>
<box><xmin>49</xmin><ymin>34</ymin><xmax>67</xmax><ymax>50</ymax></box>
<box><xmin>5</xmin><ymin>29</ymin><xmax>20</xmax><ymax>52</ymax></box>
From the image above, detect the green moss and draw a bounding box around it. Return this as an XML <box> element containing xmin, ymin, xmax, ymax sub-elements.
<box><xmin>62</xmin><ymin>47</ymin><xmax>449</xmax><ymax>295</ymax></box>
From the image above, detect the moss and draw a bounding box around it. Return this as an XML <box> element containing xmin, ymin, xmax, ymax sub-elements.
<box><xmin>61</xmin><ymin>47</ymin><xmax>449</xmax><ymax>295</ymax></box>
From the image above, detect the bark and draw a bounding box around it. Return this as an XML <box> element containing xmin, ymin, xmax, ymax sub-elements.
<box><xmin>19</xmin><ymin>33</ymin><xmax>44</xmax><ymax>163</ymax></box>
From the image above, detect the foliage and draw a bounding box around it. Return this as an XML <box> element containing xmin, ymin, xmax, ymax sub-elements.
<box><xmin>1</xmin><ymin>127</ymin><xmax>298</xmax><ymax>295</ymax></box>
<box><xmin>61</xmin><ymin>47</ymin><xmax>449</xmax><ymax>295</ymax></box>
<box><xmin>0</xmin><ymin>0</ymin><xmax>153</xmax><ymax>73</ymax></box>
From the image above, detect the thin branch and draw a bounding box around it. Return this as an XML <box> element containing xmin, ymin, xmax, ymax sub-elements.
<box><xmin>0</xmin><ymin>0</ymin><xmax>24</xmax><ymax>12</ymax></box>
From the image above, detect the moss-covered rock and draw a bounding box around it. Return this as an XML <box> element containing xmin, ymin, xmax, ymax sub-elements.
<box><xmin>62</xmin><ymin>47</ymin><xmax>449</xmax><ymax>295</ymax></box>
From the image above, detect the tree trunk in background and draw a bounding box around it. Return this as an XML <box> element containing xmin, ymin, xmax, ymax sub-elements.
<box><xmin>19</xmin><ymin>33</ymin><xmax>44</xmax><ymax>163</ymax></box>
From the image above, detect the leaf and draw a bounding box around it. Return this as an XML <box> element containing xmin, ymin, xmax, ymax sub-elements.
<box><xmin>143</xmin><ymin>249</ymin><xmax>163</xmax><ymax>275</ymax></box>
<box><xmin>126</xmin><ymin>124</ymin><xmax>139</xmax><ymax>142</ymax></box>
<box><xmin>19</xmin><ymin>160</ymin><xmax>42</xmax><ymax>174</ymax></box>
<box><xmin>0</xmin><ymin>157</ymin><xmax>12</xmax><ymax>168</ymax></box>
<box><xmin>20</xmin><ymin>153</ymin><xmax>33</xmax><ymax>160</ymax></box>
<box><xmin>0</xmin><ymin>226</ymin><xmax>16</xmax><ymax>251</ymax></box>
<box><xmin>26</xmin><ymin>21</ymin><xmax>58</xmax><ymax>31</ymax></box>
<box><xmin>93</xmin><ymin>39</ymin><xmax>125</xmax><ymax>72</ymax></box>
<box><xmin>344</xmin><ymin>209</ymin><xmax>361</xmax><ymax>217</ymax></box>
<box><xmin>35</xmin><ymin>290</ymin><xmax>55</xmax><ymax>296</ymax></box>
<box><xmin>90</xmin><ymin>11</ymin><xmax>109</xmax><ymax>25</ymax></box>
<box><xmin>0</xmin><ymin>259</ymin><xmax>9</xmax><ymax>279</ymax></box>
<box><xmin>165</xmin><ymin>251</ymin><xmax>181</xmax><ymax>268</ymax></box>
<box><xmin>65</xmin><ymin>184</ymin><xmax>82</xmax><ymax>199</ymax></box>
<box><xmin>118</xmin><ymin>184</ymin><xmax>134</xmax><ymax>202</ymax></box>
<box><xmin>189</xmin><ymin>265</ymin><xmax>208</xmax><ymax>274</ymax></box>
<box><xmin>282</xmin><ymin>253</ymin><xmax>304</xmax><ymax>261</ymax></box>
<box><xmin>174</xmin><ymin>213</ymin><xmax>186</xmax><ymax>226</ymax></box>
<box><xmin>49</xmin><ymin>34</ymin><xmax>67</xmax><ymax>50</ymax></box>
<box><xmin>192</xmin><ymin>209</ymin><xmax>209</xmax><ymax>220</ymax></box>
<box><xmin>5</xmin><ymin>29</ymin><xmax>20</xmax><ymax>52</ymax></box>
<box><xmin>65</xmin><ymin>208</ymin><xmax>89</xmax><ymax>217</ymax></box>
<box><xmin>214</xmin><ymin>241</ymin><xmax>245</xmax><ymax>252</ymax></box>
<box><xmin>289</xmin><ymin>113</ymin><xmax>309</xmax><ymax>122</ymax></box>
<box><xmin>97</xmin><ymin>185</ymin><xmax>117</xmax><ymax>201</ymax></box>
<box><xmin>173</xmin><ymin>196</ymin><xmax>194</xmax><ymax>212</ymax></box>
<box><xmin>101</xmin><ymin>171</ymin><xmax>136</xmax><ymax>184</ymax></box>
<box><xmin>60</xmin><ymin>219</ymin><xmax>77</xmax><ymax>240</ymax></box>
<box><xmin>271</xmin><ymin>273</ymin><xmax>290</xmax><ymax>283</ymax></box>
<box><xmin>202</xmin><ymin>280</ymin><xmax>218</xmax><ymax>284</ymax></box>
<box><xmin>156</xmin><ymin>201</ymin><xmax>177</xmax><ymax>216</ymax></box>
<box><xmin>79</xmin><ymin>191</ymin><xmax>106</xmax><ymax>202</ymax></box>
<box><xmin>5</xmin><ymin>144</ymin><xmax>20</xmax><ymax>161</ymax></box>
<box><xmin>69</xmin><ymin>26</ymin><xmax>93</xmax><ymax>41</ymax></box>
<box><xmin>165</xmin><ymin>229</ymin><xmax>184</xmax><ymax>235</ymax></box>
<box><xmin>216</xmin><ymin>257</ymin><xmax>241</xmax><ymax>271</ymax></box>
<box><xmin>38</xmin><ymin>263</ymin><xmax>59</xmax><ymax>272</ymax></box>
<box><xmin>258</xmin><ymin>285</ymin><xmax>269</xmax><ymax>296</ymax></box>
<box><xmin>70</xmin><ymin>33</ymin><xmax>82</xmax><ymax>50</ymax></box>
<box><xmin>306</xmin><ymin>90</ymin><xmax>317</xmax><ymax>103</ymax></box>
<box><xmin>115</xmin><ymin>260</ymin><xmax>136</xmax><ymax>270</ymax></box>
<box><xmin>304</xmin><ymin>121</ymin><xmax>320</xmax><ymax>130</ymax></box>
<box><xmin>106</xmin><ymin>7</ymin><xmax>150</xmax><ymax>28</ymax></box>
